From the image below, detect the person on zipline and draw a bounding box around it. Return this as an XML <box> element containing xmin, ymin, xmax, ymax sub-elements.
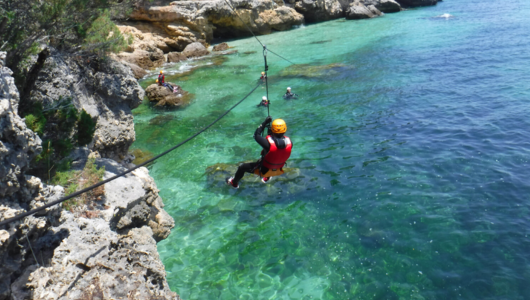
<box><xmin>260</xmin><ymin>71</ymin><xmax>267</xmax><ymax>80</ymax></box>
<box><xmin>157</xmin><ymin>70</ymin><xmax>175</xmax><ymax>92</ymax></box>
<box><xmin>283</xmin><ymin>87</ymin><xmax>298</xmax><ymax>99</ymax></box>
<box><xmin>226</xmin><ymin>116</ymin><xmax>292</xmax><ymax>188</ymax></box>
<box><xmin>257</xmin><ymin>96</ymin><xmax>269</xmax><ymax>107</ymax></box>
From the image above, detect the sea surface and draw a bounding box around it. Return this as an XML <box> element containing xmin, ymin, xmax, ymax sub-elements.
<box><xmin>132</xmin><ymin>0</ymin><xmax>530</xmax><ymax>298</ymax></box>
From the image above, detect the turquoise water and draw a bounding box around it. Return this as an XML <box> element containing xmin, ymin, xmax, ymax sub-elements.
<box><xmin>132</xmin><ymin>0</ymin><xmax>530</xmax><ymax>298</ymax></box>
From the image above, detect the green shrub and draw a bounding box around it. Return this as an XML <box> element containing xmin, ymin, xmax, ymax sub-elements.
<box><xmin>77</xmin><ymin>109</ymin><xmax>96</xmax><ymax>146</ymax></box>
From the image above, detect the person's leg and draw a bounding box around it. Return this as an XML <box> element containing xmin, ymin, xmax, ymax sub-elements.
<box><xmin>233</xmin><ymin>162</ymin><xmax>259</xmax><ymax>185</ymax></box>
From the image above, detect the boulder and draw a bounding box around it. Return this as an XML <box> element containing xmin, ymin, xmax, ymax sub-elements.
<box><xmin>119</xmin><ymin>60</ymin><xmax>148</xmax><ymax>79</ymax></box>
<box><xmin>345</xmin><ymin>3</ymin><xmax>377</xmax><ymax>19</ymax></box>
<box><xmin>368</xmin><ymin>4</ymin><xmax>383</xmax><ymax>16</ymax></box>
<box><xmin>145</xmin><ymin>83</ymin><xmax>190</xmax><ymax>107</ymax></box>
<box><xmin>367</xmin><ymin>0</ymin><xmax>402</xmax><ymax>12</ymax></box>
<box><xmin>168</xmin><ymin>51</ymin><xmax>187</xmax><ymax>63</ymax></box>
<box><xmin>182</xmin><ymin>42</ymin><xmax>210</xmax><ymax>58</ymax></box>
<box><xmin>395</xmin><ymin>0</ymin><xmax>437</xmax><ymax>7</ymax></box>
<box><xmin>213</xmin><ymin>42</ymin><xmax>230</xmax><ymax>51</ymax></box>
<box><xmin>294</xmin><ymin>0</ymin><xmax>344</xmax><ymax>22</ymax></box>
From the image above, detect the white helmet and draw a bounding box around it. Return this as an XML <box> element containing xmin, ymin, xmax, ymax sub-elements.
<box><xmin>262</xmin><ymin>96</ymin><xmax>267</xmax><ymax>101</ymax></box>
<box><xmin>287</xmin><ymin>87</ymin><xmax>291</xmax><ymax>91</ymax></box>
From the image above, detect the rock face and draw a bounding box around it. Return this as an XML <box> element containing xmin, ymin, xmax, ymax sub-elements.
<box><xmin>23</xmin><ymin>160</ymin><xmax>176</xmax><ymax>299</ymax></box>
<box><xmin>1</xmin><ymin>51</ymin><xmax>64</xmax><ymax>300</ymax></box>
<box><xmin>145</xmin><ymin>84</ymin><xmax>190</xmax><ymax>107</ymax></box>
<box><xmin>212</xmin><ymin>42</ymin><xmax>230</xmax><ymax>52</ymax></box>
<box><xmin>0</xmin><ymin>53</ymin><xmax>42</xmax><ymax>203</ymax></box>
<box><xmin>28</xmin><ymin>48</ymin><xmax>144</xmax><ymax>160</ymax></box>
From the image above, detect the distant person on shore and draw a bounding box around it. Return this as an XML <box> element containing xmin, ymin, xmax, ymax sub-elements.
<box><xmin>226</xmin><ymin>116</ymin><xmax>292</xmax><ymax>188</ymax></box>
<box><xmin>283</xmin><ymin>87</ymin><xmax>298</xmax><ymax>99</ymax></box>
<box><xmin>257</xmin><ymin>96</ymin><xmax>269</xmax><ymax>107</ymax></box>
<box><xmin>157</xmin><ymin>70</ymin><xmax>176</xmax><ymax>92</ymax></box>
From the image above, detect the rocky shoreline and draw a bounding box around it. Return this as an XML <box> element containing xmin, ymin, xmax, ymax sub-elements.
<box><xmin>0</xmin><ymin>0</ymin><xmax>441</xmax><ymax>298</ymax></box>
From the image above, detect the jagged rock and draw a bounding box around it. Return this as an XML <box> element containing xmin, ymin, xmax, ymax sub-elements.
<box><xmin>29</xmin><ymin>48</ymin><xmax>144</xmax><ymax>160</ymax></box>
<box><xmin>168</xmin><ymin>51</ymin><xmax>188</xmax><ymax>63</ymax></box>
<box><xmin>213</xmin><ymin>42</ymin><xmax>230</xmax><ymax>51</ymax></box>
<box><xmin>345</xmin><ymin>3</ymin><xmax>378</xmax><ymax>19</ymax></box>
<box><xmin>26</xmin><ymin>214</ymin><xmax>177</xmax><ymax>299</ymax></box>
<box><xmin>395</xmin><ymin>0</ymin><xmax>437</xmax><ymax>7</ymax></box>
<box><xmin>95</xmin><ymin>158</ymin><xmax>175</xmax><ymax>241</ymax></box>
<box><xmin>182</xmin><ymin>42</ymin><xmax>210</xmax><ymax>58</ymax></box>
<box><xmin>119</xmin><ymin>0</ymin><xmax>303</xmax><ymax>54</ymax></box>
<box><xmin>116</xmin><ymin>48</ymin><xmax>165</xmax><ymax>70</ymax></box>
<box><xmin>118</xmin><ymin>60</ymin><xmax>148</xmax><ymax>79</ymax></box>
<box><xmin>145</xmin><ymin>83</ymin><xmax>190</xmax><ymax>107</ymax></box>
<box><xmin>363</xmin><ymin>0</ymin><xmax>402</xmax><ymax>12</ymax></box>
<box><xmin>0</xmin><ymin>52</ymin><xmax>42</xmax><ymax>202</ymax></box>
<box><xmin>367</xmin><ymin>4</ymin><xmax>383</xmax><ymax>16</ymax></box>
<box><xmin>294</xmin><ymin>0</ymin><xmax>344</xmax><ymax>22</ymax></box>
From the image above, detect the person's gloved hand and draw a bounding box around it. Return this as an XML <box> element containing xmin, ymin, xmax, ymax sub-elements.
<box><xmin>262</xmin><ymin>116</ymin><xmax>272</xmax><ymax>126</ymax></box>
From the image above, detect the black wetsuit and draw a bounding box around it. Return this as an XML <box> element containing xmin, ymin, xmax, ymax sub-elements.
<box><xmin>233</xmin><ymin>123</ymin><xmax>292</xmax><ymax>184</ymax></box>
<box><xmin>257</xmin><ymin>100</ymin><xmax>269</xmax><ymax>107</ymax></box>
<box><xmin>283</xmin><ymin>92</ymin><xmax>297</xmax><ymax>99</ymax></box>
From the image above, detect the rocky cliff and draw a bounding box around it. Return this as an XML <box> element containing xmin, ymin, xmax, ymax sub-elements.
<box><xmin>1</xmin><ymin>51</ymin><xmax>178</xmax><ymax>299</ymax></box>
<box><xmin>112</xmin><ymin>0</ymin><xmax>440</xmax><ymax>68</ymax></box>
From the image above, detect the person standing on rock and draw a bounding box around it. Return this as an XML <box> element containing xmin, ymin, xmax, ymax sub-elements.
<box><xmin>226</xmin><ymin>116</ymin><xmax>292</xmax><ymax>188</ymax></box>
<box><xmin>257</xmin><ymin>96</ymin><xmax>269</xmax><ymax>107</ymax></box>
<box><xmin>283</xmin><ymin>87</ymin><xmax>298</xmax><ymax>100</ymax></box>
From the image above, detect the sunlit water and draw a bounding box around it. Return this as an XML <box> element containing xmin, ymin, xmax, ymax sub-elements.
<box><xmin>132</xmin><ymin>0</ymin><xmax>530</xmax><ymax>298</ymax></box>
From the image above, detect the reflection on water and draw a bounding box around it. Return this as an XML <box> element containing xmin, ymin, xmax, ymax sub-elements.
<box><xmin>132</xmin><ymin>0</ymin><xmax>530</xmax><ymax>299</ymax></box>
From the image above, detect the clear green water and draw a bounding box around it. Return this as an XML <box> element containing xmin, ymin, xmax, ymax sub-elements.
<box><xmin>132</xmin><ymin>0</ymin><xmax>530</xmax><ymax>298</ymax></box>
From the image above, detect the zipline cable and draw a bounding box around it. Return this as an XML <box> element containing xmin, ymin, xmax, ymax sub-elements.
<box><xmin>222</xmin><ymin>0</ymin><xmax>295</xmax><ymax>65</ymax></box>
<box><xmin>263</xmin><ymin>45</ymin><xmax>270</xmax><ymax>117</ymax></box>
<box><xmin>0</xmin><ymin>83</ymin><xmax>262</xmax><ymax>228</ymax></box>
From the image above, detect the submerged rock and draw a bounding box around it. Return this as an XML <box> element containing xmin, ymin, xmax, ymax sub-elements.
<box><xmin>279</xmin><ymin>63</ymin><xmax>348</xmax><ymax>78</ymax></box>
<box><xmin>145</xmin><ymin>84</ymin><xmax>192</xmax><ymax>107</ymax></box>
<box><xmin>395</xmin><ymin>0</ymin><xmax>438</xmax><ymax>7</ymax></box>
<box><xmin>213</xmin><ymin>42</ymin><xmax>230</xmax><ymax>52</ymax></box>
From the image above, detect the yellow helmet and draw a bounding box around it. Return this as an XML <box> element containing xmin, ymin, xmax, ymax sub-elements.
<box><xmin>261</xmin><ymin>72</ymin><xmax>265</xmax><ymax>75</ymax></box>
<box><xmin>160</xmin><ymin>70</ymin><xmax>164</xmax><ymax>74</ymax></box>
<box><xmin>271</xmin><ymin>119</ymin><xmax>287</xmax><ymax>134</ymax></box>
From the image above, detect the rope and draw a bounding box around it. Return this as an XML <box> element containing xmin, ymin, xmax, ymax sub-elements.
<box><xmin>263</xmin><ymin>45</ymin><xmax>270</xmax><ymax>117</ymax></box>
<box><xmin>0</xmin><ymin>83</ymin><xmax>261</xmax><ymax>228</ymax></box>
<box><xmin>26</xmin><ymin>233</ymin><xmax>40</xmax><ymax>266</ymax></box>
<box><xmin>222</xmin><ymin>0</ymin><xmax>295</xmax><ymax>65</ymax></box>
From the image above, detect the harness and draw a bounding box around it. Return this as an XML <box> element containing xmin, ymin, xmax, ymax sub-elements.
<box><xmin>158</xmin><ymin>74</ymin><xmax>165</xmax><ymax>85</ymax></box>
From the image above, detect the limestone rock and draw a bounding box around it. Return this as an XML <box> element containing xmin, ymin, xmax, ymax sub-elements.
<box><xmin>0</xmin><ymin>52</ymin><xmax>42</xmax><ymax>202</ymax></box>
<box><xmin>119</xmin><ymin>60</ymin><xmax>148</xmax><ymax>79</ymax></box>
<box><xmin>116</xmin><ymin>48</ymin><xmax>165</xmax><ymax>70</ymax></box>
<box><xmin>294</xmin><ymin>0</ymin><xmax>344</xmax><ymax>22</ymax></box>
<box><xmin>395</xmin><ymin>0</ymin><xmax>437</xmax><ymax>7</ymax></box>
<box><xmin>182</xmin><ymin>42</ymin><xmax>210</xmax><ymax>58</ymax></box>
<box><xmin>362</xmin><ymin>0</ymin><xmax>402</xmax><ymax>12</ymax></box>
<box><xmin>345</xmin><ymin>3</ymin><xmax>377</xmax><ymax>19</ymax></box>
<box><xmin>213</xmin><ymin>42</ymin><xmax>230</xmax><ymax>51</ymax></box>
<box><xmin>29</xmin><ymin>48</ymin><xmax>144</xmax><ymax>160</ymax></box>
<box><xmin>145</xmin><ymin>84</ymin><xmax>190</xmax><ymax>107</ymax></box>
<box><xmin>27</xmin><ymin>214</ymin><xmax>177</xmax><ymax>299</ymax></box>
<box><xmin>168</xmin><ymin>51</ymin><xmax>187</xmax><ymax>63</ymax></box>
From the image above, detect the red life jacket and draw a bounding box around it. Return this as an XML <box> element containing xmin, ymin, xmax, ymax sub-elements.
<box><xmin>262</xmin><ymin>135</ymin><xmax>292</xmax><ymax>169</ymax></box>
<box><xmin>158</xmin><ymin>74</ymin><xmax>165</xmax><ymax>85</ymax></box>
